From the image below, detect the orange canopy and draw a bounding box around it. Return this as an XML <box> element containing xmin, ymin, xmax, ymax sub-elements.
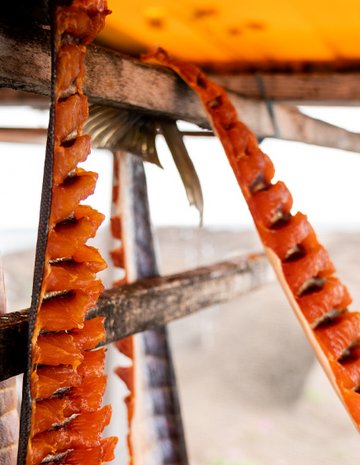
<box><xmin>99</xmin><ymin>0</ymin><xmax>360</xmax><ymax>71</ymax></box>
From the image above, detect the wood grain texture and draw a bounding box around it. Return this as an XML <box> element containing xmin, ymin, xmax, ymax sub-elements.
<box><xmin>0</xmin><ymin>254</ymin><xmax>271</xmax><ymax>381</ymax></box>
<box><xmin>213</xmin><ymin>73</ymin><xmax>360</xmax><ymax>103</ymax></box>
<box><xmin>4</xmin><ymin>24</ymin><xmax>360</xmax><ymax>151</ymax></box>
<box><xmin>95</xmin><ymin>254</ymin><xmax>270</xmax><ymax>344</ymax></box>
<box><xmin>0</xmin><ymin>23</ymin><xmax>209</xmax><ymax>127</ymax></box>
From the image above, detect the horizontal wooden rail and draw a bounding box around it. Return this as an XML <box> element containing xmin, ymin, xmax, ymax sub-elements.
<box><xmin>0</xmin><ymin>254</ymin><xmax>271</xmax><ymax>381</ymax></box>
<box><xmin>2</xmin><ymin>72</ymin><xmax>360</xmax><ymax>106</ymax></box>
<box><xmin>2</xmin><ymin>25</ymin><xmax>360</xmax><ymax>153</ymax></box>
<box><xmin>213</xmin><ymin>72</ymin><xmax>360</xmax><ymax>104</ymax></box>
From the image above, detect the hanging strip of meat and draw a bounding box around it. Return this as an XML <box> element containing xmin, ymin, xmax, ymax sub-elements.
<box><xmin>17</xmin><ymin>2</ymin><xmax>117</xmax><ymax>465</ymax></box>
<box><xmin>110</xmin><ymin>152</ymin><xmax>136</xmax><ymax>465</ymax></box>
<box><xmin>143</xmin><ymin>48</ymin><xmax>360</xmax><ymax>431</ymax></box>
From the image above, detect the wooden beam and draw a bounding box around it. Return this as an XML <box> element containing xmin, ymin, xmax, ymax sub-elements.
<box><xmin>0</xmin><ymin>254</ymin><xmax>270</xmax><ymax>381</ymax></box>
<box><xmin>0</xmin><ymin>24</ymin><xmax>210</xmax><ymax>127</ymax></box>
<box><xmin>212</xmin><ymin>73</ymin><xmax>360</xmax><ymax>104</ymax></box>
<box><xmin>272</xmin><ymin>105</ymin><xmax>360</xmax><ymax>154</ymax></box>
<box><xmin>2</xmin><ymin>25</ymin><xmax>360</xmax><ymax>154</ymax></box>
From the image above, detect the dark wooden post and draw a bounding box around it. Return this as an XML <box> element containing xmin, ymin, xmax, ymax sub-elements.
<box><xmin>116</xmin><ymin>151</ymin><xmax>189</xmax><ymax>465</ymax></box>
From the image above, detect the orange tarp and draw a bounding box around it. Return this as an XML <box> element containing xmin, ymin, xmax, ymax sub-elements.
<box><xmin>99</xmin><ymin>0</ymin><xmax>360</xmax><ymax>71</ymax></box>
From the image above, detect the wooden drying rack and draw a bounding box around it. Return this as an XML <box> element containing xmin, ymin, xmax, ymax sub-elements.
<box><xmin>0</xmin><ymin>18</ymin><xmax>358</xmax><ymax>382</ymax></box>
<box><xmin>0</xmin><ymin>21</ymin><xmax>273</xmax><ymax>384</ymax></box>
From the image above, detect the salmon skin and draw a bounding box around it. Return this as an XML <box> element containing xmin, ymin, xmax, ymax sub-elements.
<box><xmin>17</xmin><ymin>2</ymin><xmax>117</xmax><ymax>465</ymax></box>
<box><xmin>143</xmin><ymin>49</ymin><xmax>360</xmax><ymax>432</ymax></box>
<box><xmin>111</xmin><ymin>151</ymin><xmax>189</xmax><ymax>465</ymax></box>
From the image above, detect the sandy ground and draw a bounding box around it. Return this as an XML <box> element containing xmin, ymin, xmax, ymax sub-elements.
<box><xmin>156</xmin><ymin>228</ymin><xmax>360</xmax><ymax>465</ymax></box>
<box><xmin>3</xmin><ymin>227</ymin><xmax>360</xmax><ymax>465</ymax></box>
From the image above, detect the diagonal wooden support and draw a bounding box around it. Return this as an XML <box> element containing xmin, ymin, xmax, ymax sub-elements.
<box><xmin>0</xmin><ymin>253</ymin><xmax>270</xmax><ymax>382</ymax></box>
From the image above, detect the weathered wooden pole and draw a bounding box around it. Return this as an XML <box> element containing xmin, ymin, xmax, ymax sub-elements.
<box><xmin>114</xmin><ymin>151</ymin><xmax>189</xmax><ymax>465</ymax></box>
<box><xmin>0</xmin><ymin>254</ymin><xmax>271</xmax><ymax>382</ymax></box>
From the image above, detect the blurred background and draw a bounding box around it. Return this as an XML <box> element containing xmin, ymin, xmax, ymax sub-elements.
<box><xmin>1</xmin><ymin>105</ymin><xmax>360</xmax><ymax>465</ymax></box>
